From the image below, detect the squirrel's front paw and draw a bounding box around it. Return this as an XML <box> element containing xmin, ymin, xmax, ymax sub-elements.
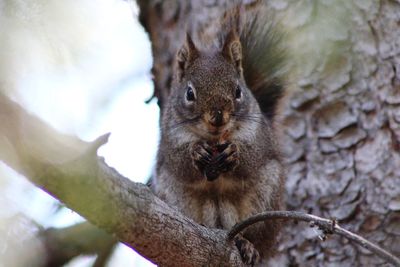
<box><xmin>191</xmin><ymin>141</ymin><xmax>239</xmax><ymax>181</ymax></box>
<box><xmin>215</xmin><ymin>142</ymin><xmax>239</xmax><ymax>173</ymax></box>
<box><xmin>234</xmin><ymin>235</ymin><xmax>260</xmax><ymax>266</ymax></box>
<box><xmin>191</xmin><ymin>142</ymin><xmax>216</xmax><ymax>179</ymax></box>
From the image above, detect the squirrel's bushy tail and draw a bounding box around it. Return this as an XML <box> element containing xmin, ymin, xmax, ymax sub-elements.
<box><xmin>221</xmin><ymin>6</ymin><xmax>287</xmax><ymax>119</ymax></box>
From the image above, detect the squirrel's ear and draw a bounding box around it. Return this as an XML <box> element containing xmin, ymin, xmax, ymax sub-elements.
<box><xmin>176</xmin><ymin>33</ymin><xmax>198</xmax><ymax>81</ymax></box>
<box><xmin>222</xmin><ymin>30</ymin><xmax>243</xmax><ymax>75</ymax></box>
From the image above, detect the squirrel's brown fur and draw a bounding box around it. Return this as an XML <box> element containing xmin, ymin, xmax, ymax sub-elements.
<box><xmin>152</xmin><ymin>5</ymin><xmax>286</xmax><ymax>266</ymax></box>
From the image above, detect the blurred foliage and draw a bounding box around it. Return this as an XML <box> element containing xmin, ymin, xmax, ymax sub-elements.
<box><xmin>0</xmin><ymin>0</ymin><xmax>152</xmax><ymax>134</ymax></box>
<box><xmin>0</xmin><ymin>213</ymin><xmax>45</xmax><ymax>267</ymax></box>
<box><xmin>274</xmin><ymin>0</ymin><xmax>353</xmax><ymax>87</ymax></box>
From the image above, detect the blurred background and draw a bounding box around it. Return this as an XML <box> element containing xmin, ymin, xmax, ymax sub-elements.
<box><xmin>0</xmin><ymin>0</ymin><xmax>157</xmax><ymax>266</ymax></box>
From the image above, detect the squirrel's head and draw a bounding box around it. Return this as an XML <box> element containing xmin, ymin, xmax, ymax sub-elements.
<box><xmin>170</xmin><ymin>31</ymin><xmax>257</xmax><ymax>140</ymax></box>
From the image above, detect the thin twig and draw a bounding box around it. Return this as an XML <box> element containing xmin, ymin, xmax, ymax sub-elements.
<box><xmin>227</xmin><ymin>211</ymin><xmax>400</xmax><ymax>267</ymax></box>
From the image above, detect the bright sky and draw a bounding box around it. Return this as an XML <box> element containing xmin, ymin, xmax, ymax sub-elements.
<box><xmin>0</xmin><ymin>0</ymin><xmax>158</xmax><ymax>266</ymax></box>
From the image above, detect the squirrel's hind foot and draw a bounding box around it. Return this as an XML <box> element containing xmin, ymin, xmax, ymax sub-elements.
<box><xmin>234</xmin><ymin>234</ymin><xmax>260</xmax><ymax>266</ymax></box>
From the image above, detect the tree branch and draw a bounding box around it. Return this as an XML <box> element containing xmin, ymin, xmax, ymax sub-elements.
<box><xmin>40</xmin><ymin>222</ymin><xmax>117</xmax><ymax>267</ymax></box>
<box><xmin>0</xmin><ymin>93</ymin><xmax>245</xmax><ymax>267</ymax></box>
<box><xmin>92</xmin><ymin>240</ymin><xmax>117</xmax><ymax>267</ymax></box>
<box><xmin>228</xmin><ymin>211</ymin><xmax>400</xmax><ymax>267</ymax></box>
<box><xmin>5</xmin><ymin>92</ymin><xmax>397</xmax><ymax>266</ymax></box>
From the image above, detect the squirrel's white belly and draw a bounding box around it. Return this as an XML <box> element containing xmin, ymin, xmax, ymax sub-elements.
<box><xmin>199</xmin><ymin>197</ymin><xmax>240</xmax><ymax>228</ymax></box>
<box><xmin>184</xmin><ymin>176</ymin><xmax>258</xmax><ymax>229</ymax></box>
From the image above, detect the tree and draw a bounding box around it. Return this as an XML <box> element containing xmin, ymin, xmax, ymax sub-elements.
<box><xmin>137</xmin><ymin>0</ymin><xmax>400</xmax><ymax>266</ymax></box>
<box><xmin>1</xmin><ymin>0</ymin><xmax>399</xmax><ymax>266</ymax></box>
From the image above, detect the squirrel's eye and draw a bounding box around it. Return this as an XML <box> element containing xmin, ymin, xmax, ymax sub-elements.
<box><xmin>235</xmin><ymin>86</ymin><xmax>242</xmax><ymax>99</ymax></box>
<box><xmin>186</xmin><ymin>85</ymin><xmax>195</xmax><ymax>102</ymax></box>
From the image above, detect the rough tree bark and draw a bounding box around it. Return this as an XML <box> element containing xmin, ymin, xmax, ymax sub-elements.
<box><xmin>137</xmin><ymin>0</ymin><xmax>400</xmax><ymax>266</ymax></box>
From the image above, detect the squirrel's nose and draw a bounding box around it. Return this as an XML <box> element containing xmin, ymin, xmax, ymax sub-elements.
<box><xmin>209</xmin><ymin>109</ymin><xmax>224</xmax><ymax>127</ymax></box>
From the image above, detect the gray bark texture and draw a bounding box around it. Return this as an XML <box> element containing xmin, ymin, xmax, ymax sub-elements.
<box><xmin>137</xmin><ymin>0</ymin><xmax>400</xmax><ymax>266</ymax></box>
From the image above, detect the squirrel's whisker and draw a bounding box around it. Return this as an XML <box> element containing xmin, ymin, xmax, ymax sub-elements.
<box><xmin>231</xmin><ymin>113</ymin><xmax>270</xmax><ymax>128</ymax></box>
<box><xmin>163</xmin><ymin>116</ymin><xmax>201</xmax><ymax>135</ymax></box>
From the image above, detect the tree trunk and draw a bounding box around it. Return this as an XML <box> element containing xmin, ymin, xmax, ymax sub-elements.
<box><xmin>137</xmin><ymin>0</ymin><xmax>400</xmax><ymax>266</ymax></box>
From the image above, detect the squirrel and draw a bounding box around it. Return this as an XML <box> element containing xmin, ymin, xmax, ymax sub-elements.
<box><xmin>151</xmin><ymin>6</ymin><xmax>286</xmax><ymax>266</ymax></box>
